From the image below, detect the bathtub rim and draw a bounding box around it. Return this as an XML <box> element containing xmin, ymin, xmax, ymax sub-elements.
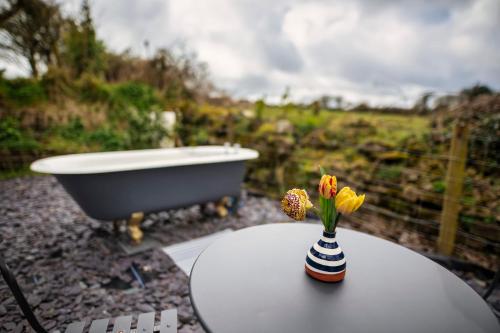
<box><xmin>30</xmin><ymin>146</ymin><xmax>259</xmax><ymax>175</ymax></box>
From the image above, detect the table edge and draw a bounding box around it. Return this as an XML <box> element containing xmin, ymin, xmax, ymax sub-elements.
<box><xmin>188</xmin><ymin>222</ymin><xmax>499</xmax><ymax>332</ymax></box>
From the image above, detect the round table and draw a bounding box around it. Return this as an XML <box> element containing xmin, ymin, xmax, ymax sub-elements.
<box><xmin>189</xmin><ymin>223</ymin><xmax>499</xmax><ymax>333</ymax></box>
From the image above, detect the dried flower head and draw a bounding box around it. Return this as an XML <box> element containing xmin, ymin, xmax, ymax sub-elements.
<box><xmin>281</xmin><ymin>189</ymin><xmax>313</xmax><ymax>221</ymax></box>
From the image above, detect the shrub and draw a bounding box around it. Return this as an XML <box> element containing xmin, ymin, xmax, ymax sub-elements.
<box><xmin>76</xmin><ymin>74</ymin><xmax>110</xmax><ymax>102</ymax></box>
<box><xmin>127</xmin><ymin>109</ymin><xmax>166</xmax><ymax>149</ymax></box>
<box><xmin>109</xmin><ymin>81</ymin><xmax>160</xmax><ymax>112</ymax></box>
<box><xmin>59</xmin><ymin>118</ymin><xmax>86</xmax><ymax>141</ymax></box>
<box><xmin>0</xmin><ymin>78</ymin><xmax>47</xmax><ymax>107</ymax></box>
<box><xmin>0</xmin><ymin>117</ymin><xmax>40</xmax><ymax>152</ymax></box>
<box><xmin>295</xmin><ymin>118</ymin><xmax>317</xmax><ymax>136</ymax></box>
<box><xmin>41</xmin><ymin>67</ymin><xmax>74</xmax><ymax>100</ymax></box>
<box><xmin>192</xmin><ymin>128</ymin><xmax>209</xmax><ymax>145</ymax></box>
<box><xmin>88</xmin><ymin>127</ymin><xmax>126</xmax><ymax>151</ymax></box>
<box><xmin>432</xmin><ymin>180</ymin><xmax>446</xmax><ymax>193</ymax></box>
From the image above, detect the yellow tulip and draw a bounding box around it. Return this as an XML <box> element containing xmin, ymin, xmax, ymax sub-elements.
<box><xmin>335</xmin><ymin>187</ymin><xmax>365</xmax><ymax>215</ymax></box>
<box><xmin>281</xmin><ymin>189</ymin><xmax>313</xmax><ymax>221</ymax></box>
<box><xmin>319</xmin><ymin>174</ymin><xmax>337</xmax><ymax>199</ymax></box>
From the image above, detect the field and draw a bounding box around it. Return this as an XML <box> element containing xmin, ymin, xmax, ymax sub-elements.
<box><xmin>191</xmin><ymin>104</ymin><xmax>499</xmax><ymax>262</ymax></box>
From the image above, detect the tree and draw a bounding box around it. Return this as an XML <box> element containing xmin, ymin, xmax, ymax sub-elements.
<box><xmin>0</xmin><ymin>0</ymin><xmax>63</xmax><ymax>77</ymax></box>
<box><xmin>281</xmin><ymin>86</ymin><xmax>290</xmax><ymax>105</ymax></box>
<box><xmin>311</xmin><ymin>100</ymin><xmax>320</xmax><ymax>115</ymax></box>
<box><xmin>413</xmin><ymin>92</ymin><xmax>433</xmax><ymax>113</ymax></box>
<box><xmin>0</xmin><ymin>0</ymin><xmax>24</xmax><ymax>27</ymax></box>
<box><xmin>460</xmin><ymin>84</ymin><xmax>493</xmax><ymax>100</ymax></box>
<box><xmin>254</xmin><ymin>97</ymin><xmax>265</xmax><ymax>121</ymax></box>
<box><xmin>333</xmin><ymin>95</ymin><xmax>343</xmax><ymax>109</ymax></box>
<box><xmin>61</xmin><ymin>0</ymin><xmax>106</xmax><ymax>78</ymax></box>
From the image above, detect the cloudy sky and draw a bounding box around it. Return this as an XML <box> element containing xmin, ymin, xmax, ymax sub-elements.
<box><xmin>3</xmin><ymin>0</ymin><xmax>500</xmax><ymax>106</ymax></box>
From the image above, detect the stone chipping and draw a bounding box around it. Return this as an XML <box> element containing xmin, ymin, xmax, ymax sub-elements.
<box><xmin>0</xmin><ymin>176</ymin><xmax>498</xmax><ymax>332</ymax></box>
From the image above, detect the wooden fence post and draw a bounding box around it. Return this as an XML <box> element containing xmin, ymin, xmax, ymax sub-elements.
<box><xmin>437</xmin><ymin>121</ymin><xmax>469</xmax><ymax>255</ymax></box>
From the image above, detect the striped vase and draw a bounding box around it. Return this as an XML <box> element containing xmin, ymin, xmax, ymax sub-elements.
<box><xmin>305</xmin><ymin>230</ymin><xmax>346</xmax><ymax>282</ymax></box>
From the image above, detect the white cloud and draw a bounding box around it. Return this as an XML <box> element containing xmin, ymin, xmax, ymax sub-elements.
<box><xmin>1</xmin><ymin>0</ymin><xmax>499</xmax><ymax>106</ymax></box>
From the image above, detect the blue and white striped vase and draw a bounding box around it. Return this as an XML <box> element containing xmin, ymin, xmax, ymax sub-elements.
<box><xmin>305</xmin><ymin>230</ymin><xmax>346</xmax><ymax>282</ymax></box>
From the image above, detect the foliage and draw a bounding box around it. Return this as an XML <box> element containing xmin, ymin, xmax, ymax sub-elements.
<box><xmin>41</xmin><ymin>66</ymin><xmax>73</xmax><ymax>99</ymax></box>
<box><xmin>76</xmin><ymin>73</ymin><xmax>110</xmax><ymax>102</ymax></box>
<box><xmin>0</xmin><ymin>1</ymin><xmax>496</xmax><ymax>233</ymax></box>
<box><xmin>61</xmin><ymin>0</ymin><xmax>106</xmax><ymax>78</ymax></box>
<box><xmin>87</xmin><ymin>127</ymin><xmax>126</xmax><ymax>151</ymax></box>
<box><xmin>295</xmin><ymin>116</ymin><xmax>321</xmax><ymax>136</ymax></box>
<box><xmin>0</xmin><ymin>0</ymin><xmax>63</xmax><ymax>77</ymax></box>
<box><xmin>127</xmin><ymin>109</ymin><xmax>165</xmax><ymax>149</ymax></box>
<box><xmin>460</xmin><ymin>84</ymin><xmax>493</xmax><ymax>100</ymax></box>
<box><xmin>0</xmin><ymin>76</ymin><xmax>46</xmax><ymax>106</ymax></box>
<box><xmin>432</xmin><ymin>180</ymin><xmax>446</xmax><ymax>193</ymax></box>
<box><xmin>49</xmin><ymin>118</ymin><xmax>127</xmax><ymax>151</ymax></box>
<box><xmin>0</xmin><ymin>117</ymin><xmax>39</xmax><ymax>152</ymax></box>
<box><xmin>58</xmin><ymin>117</ymin><xmax>85</xmax><ymax>141</ymax></box>
<box><xmin>109</xmin><ymin>81</ymin><xmax>160</xmax><ymax>112</ymax></box>
<box><xmin>0</xmin><ymin>166</ymin><xmax>33</xmax><ymax>180</ymax></box>
<box><xmin>254</xmin><ymin>98</ymin><xmax>265</xmax><ymax>121</ymax></box>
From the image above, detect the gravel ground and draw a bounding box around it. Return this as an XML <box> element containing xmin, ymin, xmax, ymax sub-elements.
<box><xmin>1</xmin><ymin>176</ymin><xmax>498</xmax><ymax>332</ymax></box>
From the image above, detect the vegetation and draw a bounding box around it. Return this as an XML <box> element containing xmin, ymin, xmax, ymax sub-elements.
<box><xmin>0</xmin><ymin>0</ymin><xmax>211</xmax><ymax>156</ymax></box>
<box><xmin>0</xmin><ymin>0</ymin><xmax>498</xmax><ymax>252</ymax></box>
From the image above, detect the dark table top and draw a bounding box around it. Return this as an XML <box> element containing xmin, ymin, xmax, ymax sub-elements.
<box><xmin>189</xmin><ymin>223</ymin><xmax>499</xmax><ymax>333</ymax></box>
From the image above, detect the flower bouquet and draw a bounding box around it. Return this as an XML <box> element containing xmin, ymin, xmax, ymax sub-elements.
<box><xmin>281</xmin><ymin>167</ymin><xmax>365</xmax><ymax>282</ymax></box>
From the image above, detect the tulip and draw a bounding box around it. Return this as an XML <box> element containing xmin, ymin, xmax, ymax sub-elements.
<box><xmin>335</xmin><ymin>187</ymin><xmax>365</xmax><ymax>215</ymax></box>
<box><xmin>281</xmin><ymin>189</ymin><xmax>313</xmax><ymax>221</ymax></box>
<box><xmin>319</xmin><ymin>174</ymin><xmax>337</xmax><ymax>199</ymax></box>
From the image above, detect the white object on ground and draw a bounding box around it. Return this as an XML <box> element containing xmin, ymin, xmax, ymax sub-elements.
<box><xmin>159</xmin><ymin>111</ymin><xmax>176</xmax><ymax>148</ymax></box>
<box><xmin>160</xmin><ymin>111</ymin><xmax>176</xmax><ymax>132</ymax></box>
<box><xmin>162</xmin><ymin>229</ymin><xmax>234</xmax><ymax>275</ymax></box>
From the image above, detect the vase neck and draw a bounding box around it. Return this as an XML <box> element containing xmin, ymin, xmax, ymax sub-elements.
<box><xmin>322</xmin><ymin>230</ymin><xmax>336</xmax><ymax>239</ymax></box>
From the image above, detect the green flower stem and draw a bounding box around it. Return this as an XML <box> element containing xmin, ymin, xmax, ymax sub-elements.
<box><xmin>319</xmin><ymin>196</ymin><xmax>338</xmax><ymax>232</ymax></box>
<box><xmin>328</xmin><ymin>199</ymin><xmax>334</xmax><ymax>231</ymax></box>
<box><xmin>330</xmin><ymin>204</ymin><xmax>337</xmax><ymax>232</ymax></box>
<box><xmin>319</xmin><ymin>196</ymin><xmax>327</xmax><ymax>230</ymax></box>
<box><xmin>332</xmin><ymin>212</ymin><xmax>341</xmax><ymax>231</ymax></box>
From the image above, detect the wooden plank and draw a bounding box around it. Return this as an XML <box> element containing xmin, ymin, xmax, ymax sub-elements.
<box><xmin>438</xmin><ymin>122</ymin><xmax>469</xmax><ymax>255</ymax></box>
<box><xmin>159</xmin><ymin>309</ymin><xmax>177</xmax><ymax>333</ymax></box>
<box><xmin>88</xmin><ymin>318</ymin><xmax>110</xmax><ymax>333</ymax></box>
<box><xmin>136</xmin><ymin>312</ymin><xmax>155</xmax><ymax>333</ymax></box>
<box><xmin>112</xmin><ymin>315</ymin><xmax>133</xmax><ymax>333</ymax></box>
<box><xmin>65</xmin><ymin>321</ymin><xmax>86</xmax><ymax>333</ymax></box>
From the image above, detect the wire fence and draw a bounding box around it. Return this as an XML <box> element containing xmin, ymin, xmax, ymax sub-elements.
<box><xmin>325</xmin><ymin>131</ymin><xmax>500</xmax><ymax>258</ymax></box>
<box><xmin>1</xmin><ymin>111</ymin><xmax>499</xmax><ymax>263</ymax></box>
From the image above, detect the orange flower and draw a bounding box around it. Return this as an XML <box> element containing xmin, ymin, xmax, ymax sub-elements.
<box><xmin>319</xmin><ymin>174</ymin><xmax>337</xmax><ymax>199</ymax></box>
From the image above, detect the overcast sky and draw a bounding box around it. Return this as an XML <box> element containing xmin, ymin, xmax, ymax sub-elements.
<box><xmin>2</xmin><ymin>0</ymin><xmax>500</xmax><ymax>106</ymax></box>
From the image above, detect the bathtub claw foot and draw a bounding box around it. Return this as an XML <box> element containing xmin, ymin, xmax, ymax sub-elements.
<box><xmin>216</xmin><ymin>197</ymin><xmax>230</xmax><ymax>217</ymax></box>
<box><xmin>128</xmin><ymin>212</ymin><xmax>144</xmax><ymax>245</ymax></box>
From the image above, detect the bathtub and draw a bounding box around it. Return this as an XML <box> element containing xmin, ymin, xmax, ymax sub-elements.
<box><xmin>31</xmin><ymin>145</ymin><xmax>259</xmax><ymax>221</ymax></box>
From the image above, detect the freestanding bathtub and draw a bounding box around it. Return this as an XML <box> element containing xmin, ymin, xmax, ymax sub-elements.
<box><xmin>31</xmin><ymin>145</ymin><xmax>258</xmax><ymax>223</ymax></box>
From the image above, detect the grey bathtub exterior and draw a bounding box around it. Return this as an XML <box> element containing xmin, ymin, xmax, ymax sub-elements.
<box><xmin>55</xmin><ymin>161</ymin><xmax>246</xmax><ymax>221</ymax></box>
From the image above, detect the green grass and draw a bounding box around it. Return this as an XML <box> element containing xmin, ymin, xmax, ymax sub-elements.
<box><xmin>259</xmin><ymin>107</ymin><xmax>429</xmax><ymax>146</ymax></box>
